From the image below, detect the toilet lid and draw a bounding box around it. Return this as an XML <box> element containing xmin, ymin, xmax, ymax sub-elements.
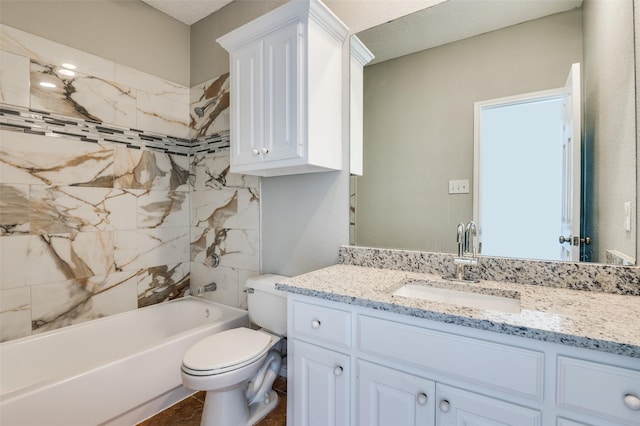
<box><xmin>182</xmin><ymin>328</ymin><xmax>272</xmax><ymax>372</ymax></box>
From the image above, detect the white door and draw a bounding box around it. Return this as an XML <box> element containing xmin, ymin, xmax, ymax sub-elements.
<box><xmin>292</xmin><ymin>340</ymin><xmax>350</xmax><ymax>426</ymax></box>
<box><xmin>263</xmin><ymin>22</ymin><xmax>302</xmax><ymax>163</ymax></box>
<box><xmin>358</xmin><ymin>360</ymin><xmax>435</xmax><ymax>426</ymax></box>
<box><xmin>473</xmin><ymin>63</ymin><xmax>582</xmax><ymax>261</ymax></box>
<box><xmin>474</xmin><ymin>90</ymin><xmax>565</xmax><ymax>260</ymax></box>
<box><xmin>560</xmin><ymin>63</ymin><xmax>582</xmax><ymax>261</ymax></box>
<box><xmin>230</xmin><ymin>40</ymin><xmax>264</xmax><ymax>167</ymax></box>
<box><xmin>435</xmin><ymin>384</ymin><xmax>541</xmax><ymax>426</ymax></box>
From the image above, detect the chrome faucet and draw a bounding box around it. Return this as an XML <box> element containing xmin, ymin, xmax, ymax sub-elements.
<box><xmin>456</xmin><ymin>223</ymin><xmax>465</xmax><ymax>257</ymax></box>
<box><xmin>447</xmin><ymin>221</ymin><xmax>479</xmax><ymax>282</ymax></box>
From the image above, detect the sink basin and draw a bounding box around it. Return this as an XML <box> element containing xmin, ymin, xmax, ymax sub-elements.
<box><xmin>392</xmin><ymin>279</ymin><xmax>521</xmax><ymax>313</ymax></box>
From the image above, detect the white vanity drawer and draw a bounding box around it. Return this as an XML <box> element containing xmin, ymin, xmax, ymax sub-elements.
<box><xmin>292</xmin><ymin>300</ymin><xmax>352</xmax><ymax>349</ymax></box>
<box><xmin>358</xmin><ymin>315</ymin><xmax>544</xmax><ymax>400</ymax></box>
<box><xmin>557</xmin><ymin>356</ymin><xmax>640</xmax><ymax>425</ymax></box>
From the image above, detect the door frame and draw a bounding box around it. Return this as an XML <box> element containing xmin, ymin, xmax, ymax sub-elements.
<box><xmin>473</xmin><ymin>87</ymin><xmax>566</xmax><ymax>256</ymax></box>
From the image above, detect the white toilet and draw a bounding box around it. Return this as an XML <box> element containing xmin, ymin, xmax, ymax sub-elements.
<box><xmin>181</xmin><ymin>274</ymin><xmax>288</xmax><ymax>426</ymax></box>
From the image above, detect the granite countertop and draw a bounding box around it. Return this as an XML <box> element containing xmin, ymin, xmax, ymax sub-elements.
<box><xmin>276</xmin><ymin>264</ymin><xmax>640</xmax><ymax>358</ymax></box>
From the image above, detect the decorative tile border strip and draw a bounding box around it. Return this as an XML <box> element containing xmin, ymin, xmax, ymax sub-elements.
<box><xmin>0</xmin><ymin>103</ymin><xmax>230</xmax><ymax>156</ymax></box>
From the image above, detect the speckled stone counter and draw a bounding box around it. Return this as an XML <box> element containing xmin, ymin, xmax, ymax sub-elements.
<box><xmin>276</xmin><ymin>264</ymin><xmax>640</xmax><ymax>358</ymax></box>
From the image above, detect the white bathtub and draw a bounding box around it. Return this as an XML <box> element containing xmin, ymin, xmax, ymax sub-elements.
<box><xmin>0</xmin><ymin>296</ymin><xmax>249</xmax><ymax>426</ymax></box>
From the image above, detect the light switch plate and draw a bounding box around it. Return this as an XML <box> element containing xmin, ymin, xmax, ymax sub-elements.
<box><xmin>449</xmin><ymin>179</ymin><xmax>469</xmax><ymax>194</ymax></box>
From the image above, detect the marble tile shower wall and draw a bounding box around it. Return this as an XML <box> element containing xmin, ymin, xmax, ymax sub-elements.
<box><xmin>0</xmin><ymin>25</ymin><xmax>257</xmax><ymax>342</ymax></box>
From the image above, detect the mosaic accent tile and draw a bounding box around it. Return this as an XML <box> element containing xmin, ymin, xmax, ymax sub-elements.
<box><xmin>30</xmin><ymin>270</ymin><xmax>138</xmax><ymax>333</ymax></box>
<box><xmin>0</xmin><ymin>51</ymin><xmax>29</xmax><ymax>107</ymax></box>
<box><xmin>0</xmin><ymin>183</ymin><xmax>30</xmax><ymax>235</ymax></box>
<box><xmin>137</xmin><ymin>262</ymin><xmax>189</xmax><ymax>307</ymax></box>
<box><xmin>0</xmin><ymin>105</ymin><xmax>230</xmax><ymax>156</ymax></box>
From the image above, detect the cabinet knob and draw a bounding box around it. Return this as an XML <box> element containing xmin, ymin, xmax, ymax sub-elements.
<box><xmin>334</xmin><ymin>366</ymin><xmax>343</xmax><ymax>376</ymax></box>
<box><xmin>624</xmin><ymin>393</ymin><xmax>640</xmax><ymax>410</ymax></box>
<box><xmin>252</xmin><ymin>148</ymin><xmax>260</xmax><ymax>156</ymax></box>
<box><xmin>311</xmin><ymin>319</ymin><xmax>321</xmax><ymax>329</ymax></box>
<box><xmin>439</xmin><ymin>399</ymin><xmax>450</xmax><ymax>413</ymax></box>
<box><xmin>261</xmin><ymin>147</ymin><xmax>269</xmax><ymax>155</ymax></box>
<box><xmin>416</xmin><ymin>393</ymin><xmax>428</xmax><ymax>405</ymax></box>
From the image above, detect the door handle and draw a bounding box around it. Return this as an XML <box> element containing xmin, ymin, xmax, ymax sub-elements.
<box><xmin>559</xmin><ymin>236</ymin><xmax>591</xmax><ymax>245</ymax></box>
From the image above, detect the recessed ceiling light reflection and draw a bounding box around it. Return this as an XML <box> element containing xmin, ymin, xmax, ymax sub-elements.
<box><xmin>39</xmin><ymin>82</ymin><xmax>56</xmax><ymax>88</ymax></box>
<box><xmin>61</xmin><ymin>63</ymin><xmax>77</xmax><ymax>70</ymax></box>
<box><xmin>58</xmin><ymin>69</ymin><xmax>75</xmax><ymax>77</ymax></box>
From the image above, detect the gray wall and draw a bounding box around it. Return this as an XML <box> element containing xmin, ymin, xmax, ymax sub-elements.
<box><xmin>356</xmin><ymin>10</ymin><xmax>583</xmax><ymax>254</ymax></box>
<box><xmin>583</xmin><ymin>0</ymin><xmax>636</xmax><ymax>263</ymax></box>
<box><xmin>190</xmin><ymin>0</ymin><xmax>286</xmax><ymax>85</ymax></box>
<box><xmin>0</xmin><ymin>0</ymin><xmax>190</xmax><ymax>85</ymax></box>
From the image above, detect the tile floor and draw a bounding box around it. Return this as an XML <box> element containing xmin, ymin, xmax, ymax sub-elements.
<box><xmin>138</xmin><ymin>377</ymin><xmax>287</xmax><ymax>426</ymax></box>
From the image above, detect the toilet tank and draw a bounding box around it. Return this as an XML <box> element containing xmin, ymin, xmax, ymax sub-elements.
<box><xmin>246</xmin><ymin>274</ymin><xmax>288</xmax><ymax>336</ymax></box>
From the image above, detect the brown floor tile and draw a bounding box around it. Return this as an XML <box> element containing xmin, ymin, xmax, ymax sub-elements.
<box><xmin>138</xmin><ymin>378</ymin><xmax>287</xmax><ymax>426</ymax></box>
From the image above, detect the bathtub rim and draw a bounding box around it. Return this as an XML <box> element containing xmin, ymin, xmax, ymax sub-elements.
<box><xmin>0</xmin><ymin>296</ymin><xmax>249</xmax><ymax>401</ymax></box>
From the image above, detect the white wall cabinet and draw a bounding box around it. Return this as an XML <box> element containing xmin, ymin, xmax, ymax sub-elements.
<box><xmin>287</xmin><ymin>294</ymin><xmax>640</xmax><ymax>426</ymax></box>
<box><xmin>217</xmin><ymin>0</ymin><xmax>348</xmax><ymax>177</ymax></box>
<box><xmin>349</xmin><ymin>36</ymin><xmax>374</xmax><ymax>176</ymax></box>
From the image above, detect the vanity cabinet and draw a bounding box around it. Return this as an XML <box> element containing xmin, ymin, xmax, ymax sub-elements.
<box><xmin>217</xmin><ymin>0</ymin><xmax>348</xmax><ymax>177</ymax></box>
<box><xmin>435</xmin><ymin>384</ymin><xmax>541</xmax><ymax>425</ymax></box>
<box><xmin>358</xmin><ymin>360</ymin><xmax>435</xmax><ymax>425</ymax></box>
<box><xmin>292</xmin><ymin>340</ymin><xmax>350</xmax><ymax>426</ymax></box>
<box><xmin>287</xmin><ymin>294</ymin><xmax>640</xmax><ymax>426</ymax></box>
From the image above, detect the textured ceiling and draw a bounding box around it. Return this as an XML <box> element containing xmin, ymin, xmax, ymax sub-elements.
<box><xmin>358</xmin><ymin>0</ymin><xmax>583</xmax><ymax>64</ymax></box>
<box><xmin>141</xmin><ymin>0</ymin><xmax>235</xmax><ymax>25</ymax></box>
<box><xmin>140</xmin><ymin>0</ymin><xmax>583</xmax><ymax>64</ymax></box>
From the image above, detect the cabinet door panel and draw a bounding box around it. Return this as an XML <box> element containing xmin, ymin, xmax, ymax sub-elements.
<box><xmin>293</xmin><ymin>340</ymin><xmax>350</xmax><ymax>426</ymax></box>
<box><xmin>358</xmin><ymin>360</ymin><xmax>435</xmax><ymax>426</ymax></box>
<box><xmin>263</xmin><ymin>22</ymin><xmax>302</xmax><ymax>162</ymax></box>
<box><xmin>557</xmin><ymin>356</ymin><xmax>640</xmax><ymax>425</ymax></box>
<box><xmin>436</xmin><ymin>384</ymin><xmax>541</xmax><ymax>426</ymax></box>
<box><xmin>230</xmin><ymin>41</ymin><xmax>263</xmax><ymax>166</ymax></box>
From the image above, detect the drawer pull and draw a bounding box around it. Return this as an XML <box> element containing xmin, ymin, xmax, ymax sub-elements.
<box><xmin>252</xmin><ymin>148</ymin><xmax>260</xmax><ymax>156</ymax></box>
<box><xmin>261</xmin><ymin>147</ymin><xmax>269</xmax><ymax>155</ymax></box>
<box><xmin>311</xmin><ymin>319</ymin><xmax>321</xmax><ymax>329</ymax></box>
<box><xmin>439</xmin><ymin>399</ymin><xmax>450</xmax><ymax>413</ymax></box>
<box><xmin>624</xmin><ymin>393</ymin><xmax>640</xmax><ymax>410</ymax></box>
<box><xmin>334</xmin><ymin>366</ymin><xmax>343</xmax><ymax>376</ymax></box>
<box><xmin>416</xmin><ymin>393</ymin><xmax>428</xmax><ymax>405</ymax></box>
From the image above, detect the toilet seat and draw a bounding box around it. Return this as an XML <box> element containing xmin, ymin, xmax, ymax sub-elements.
<box><xmin>182</xmin><ymin>328</ymin><xmax>273</xmax><ymax>376</ymax></box>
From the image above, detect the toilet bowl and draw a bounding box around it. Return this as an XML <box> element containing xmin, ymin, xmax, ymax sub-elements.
<box><xmin>181</xmin><ymin>275</ymin><xmax>288</xmax><ymax>426</ymax></box>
